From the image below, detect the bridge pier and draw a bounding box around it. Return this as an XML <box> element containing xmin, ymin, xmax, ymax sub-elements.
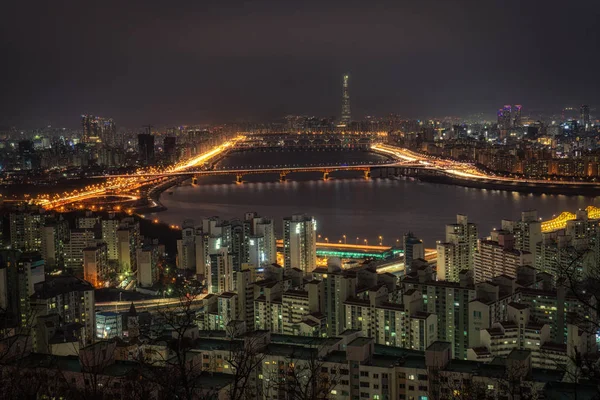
<box><xmin>364</xmin><ymin>169</ymin><xmax>371</xmax><ymax>180</ymax></box>
<box><xmin>236</xmin><ymin>174</ymin><xmax>243</xmax><ymax>184</ymax></box>
<box><xmin>280</xmin><ymin>172</ymin><xmax>287</xmax><ymax>182</ymax></box>
<box><xmin>323</xmin><ymin>171</ymin><xmax>330</xmax><ymax>181</ymax></box>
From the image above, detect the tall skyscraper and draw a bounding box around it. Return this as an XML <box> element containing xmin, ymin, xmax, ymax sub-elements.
<box><xmin>513</xmin><ymin>104</ymin><xmax>522</xmax><ymax>127</ymax></box>
<box><xmin>283</xmin><ymin>214</ymin><xmax>317</xmax><ymax>274</ymax></box>
<box><xmin>81</xmin><ymin>115</ymin><xmax>116</xmax><ymax>145</ymax></box>
<box><xmin>163</xmin><ymin>136</ymin><xmax>177</xmax><ymax>163</ymax></box>
<box><xmin>138</xmin><ymin>133</ymin><xmax>155</xmax><ymax>166</ymax></box>
<box><xmin>581</xmin><ymin>104</ymin><xmax>591</xmax><ymax>132</ymax></box>
<box><xmin>340</xmin><ymin>73</ymin><xmax>351</xmax><ymax>127</ymax></box>
<box><xmin>500</xmin><ymin>105</ymin><xmax>512</xmax><ymax>129</ymax></box>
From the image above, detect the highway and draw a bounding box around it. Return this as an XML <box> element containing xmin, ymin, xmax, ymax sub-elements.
<box><xmin>373</xmin><ymin>143</ymin><xmax>600</xmax><ymax>186</ymax></box>
<box><xmin>96</xmin><ymin>295</ymin><xmax>208</xmax><ymax>313</ymax></box>
<box><xmin>33</xmin><ymin>138</ymin><xmax>241</xmax><ymax>209</ymax></box>
<box><xmin>30</xmin><ymin>135</ymin><xmax>600</xmax><ymax>234</ymax></box>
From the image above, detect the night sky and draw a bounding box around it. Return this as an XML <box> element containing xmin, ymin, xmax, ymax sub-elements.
<box><xmin>1</xmin><ymin>0</ymin><xmax>599</xmax><ymax>128</ymax></box>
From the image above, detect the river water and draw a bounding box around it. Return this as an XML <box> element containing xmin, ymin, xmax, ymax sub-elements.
<box><xmin>152</xmin><ymin>150</ymin><xmax>600</xmax><ymax>248</ymax></box>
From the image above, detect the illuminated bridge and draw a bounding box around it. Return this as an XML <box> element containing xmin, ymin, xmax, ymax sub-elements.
<box><xmin>541</xmin><ymin>205</ymin><xmax>600</xmax><ymax>232</ymax></box>
<box><xmin>101</xmin><ymin>160</ymin><xmax>431</xmax><ymax>183</ymax></box>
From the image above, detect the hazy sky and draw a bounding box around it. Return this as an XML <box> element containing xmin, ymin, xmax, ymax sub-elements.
<box><xmin>1</xmin><ymin>0</ymin><xmax>599</xmax><ymax>128</ymax></box>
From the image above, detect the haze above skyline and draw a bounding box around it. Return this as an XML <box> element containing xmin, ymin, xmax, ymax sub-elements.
<box><xmin>1</xmin><ymin>0</ymin><xmax>599</xmax><ymax>128</ymax></box>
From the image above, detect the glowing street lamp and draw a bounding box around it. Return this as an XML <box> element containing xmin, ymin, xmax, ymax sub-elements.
<box><xmin>378</xmin><ymin>235</ymin><xmax>383</xmax><ymax>246</ymax></box>
<box><xmin>343</xmin><ymin>234</ymin><xmax>347</xmax><ymax>244</ymax></box>
<box><xmin>325</xmin><ymin>237</ymin><xmax>329</xmax><ymax>243</ymax></box>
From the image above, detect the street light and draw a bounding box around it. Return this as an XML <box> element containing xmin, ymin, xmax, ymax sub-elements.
<box><xmin>364</xmin><ymin>239</ymin><xmax>368</xmax><ymax>245</ymax></box>
<box><xmin>343</xmin><ymin>234</ymin><xmax>347</xmax><ymax>244</ymax></box>
<box><xmin>379</xmin><ymin>235</ymin><xmax>383</xmax><ymax>246</ymax></box>
<box><xmin>325</xmin><ymin>237</ymin><xmax>329</xmax><ymax>243</ymax></box>
<box><xmin>356</xmin><ymin>237</ymin><xmax>359</xmax><ymax>244</ymax></box>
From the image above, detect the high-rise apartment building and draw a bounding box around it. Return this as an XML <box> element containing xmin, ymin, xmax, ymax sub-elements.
<box><xmin>101</xmin><ymin>215</ymin><xmax>120</xmax><ymax>261</ymax></box>
<box><xmin>312</xmin><ymin>260</ymin><xmax>358</xmax><ymax>336</ymax></box>
<box><xmin>436</xmin><ymin>214</ymin><xmax>477</xmax><ymax>282</ymax></box>
<box><xmin>243</xmin><ymin>212</ymin><xmax>277</xmax><ymax>267</ymax></box>
<box><xmin>65</xmin><ymin>228</ymin><xmax>97</xmax><ymax>273</ymax></box>
<box><xmin>208</xmin><ymin>248</ymin><xmax>233</xmax><ymax>294</ymax></box>
<box><xmin>10</xmin><ymin>212</ymin><xmax>45</xmax><ymax>252</ymax></box>
<box><xmin>116</xmin><ymin>218</ymin><xmax>140</xmax><ymax>274</ymax></box>
<box><xmin>500</xmin><ymin>210</ymin><xmax>542</xmax><ymax>261</ymax></box>
<box><xmin>403</xmin><ymin>266</ymin><xmax>476</xmax><ymax>359</ymax></box>
<box><xmin>17</xmin><ymin>252</ymin><xmax>46</xmax><ymax>326</ymax></box>
<box><xmin>403</xmin><ymin>232</ymin><xmax>424</xmax><ymax>270</ymax></box>
<box><xmin>137</xmin><ymin>245</ymin><xmax>160</xmax><ymax>287</ymax></box>
<box><xmin>283</xmin><ymin>214</ymin><xmax>317</xmax><ymax>274</ymax></box>
<box><xmin>177</xmin><ymin>220</ymin><xmax>197</xmax><ymax>271</ymax></box>
<box><xmin>40</xmin><ymin>218</ymin><xmax>69</xmax><ymax>269</ymax></box>
<box><xmin>83</xmin><ymin>243</ymin><xmax>108</xmax><ymax>287</ymax></box>
<box><xmin>474</xmin><ymin>230</ymin><xmax>533</xmax><ymax>283</ymax></box>
<box><xmin>31</xmin><ymin>274</ymin><xmax>96</xmax><ymax>345</ymax></box>
<box><xmin>344</xmin><ymin>285</ymin><xmax>438</xmax><ymax>351</ymax></box>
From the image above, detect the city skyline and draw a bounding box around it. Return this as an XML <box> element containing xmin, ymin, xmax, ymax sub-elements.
<box><xmin>2</xmin><ymin>0</ymin><xmax>600</xmax><ymax>128</ymax></box>
<box><xmin>4</xmin><ymin>1</ymin><xmax>600</xmax><ymax>398</ymax></box>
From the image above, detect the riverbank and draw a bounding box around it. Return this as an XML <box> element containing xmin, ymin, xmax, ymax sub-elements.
<box><xmin>417</xmin><ymin>173</ymin><xmax>600</xmax><ymax>196</ymax></box>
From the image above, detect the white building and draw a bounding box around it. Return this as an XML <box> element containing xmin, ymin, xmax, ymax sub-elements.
<box><xmin>436</xmin><ymin>214</ymin><xmax>477</xmax><ymax>282</ymax></box>
<box><xmin>474</xmin><ymin>230</ymin><xmax>533</xmax><ymax>283</ymax></box>
<box><xmin>96</xmin><ymin>311</ymin><xmax>123</xmax><ymax>339</ymax></box>
<box><xmin>207</xmin><ymin>248</ymin><xmax>233</xmax><ymax>294</ymax></box>
<box><xmin>283</xmin><ymin>214</ymin><xmax>317</xmax><ymax>274</ymax></box>
<box><xmin>65</xmin><ymin>228</ymin><xmax>96</xmax><ymax>273</ymax></box>
<box><xmin>10</xmin><ymin>212</ymin><xmax>44</xmax><ymax>252</ymax></box>
<box><xmin>31</xmin><ymin>275</ymin><xmax>96</xmax><ymax>346</ymax></box>
<box><xmin>83</xmin><ymin>243</ymin><xmax>108</xmax><ymax>287</ymax></box>
<box><xmin>137</xmin><ymin>245</ymin><xmax>160</xmax><ymax>287</ymax></box>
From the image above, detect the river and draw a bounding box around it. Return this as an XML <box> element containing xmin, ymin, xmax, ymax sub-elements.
<box><xmin>151</xmin><ymin>150</ymin><xmax>600</xmax><ymax>248</ymax></box>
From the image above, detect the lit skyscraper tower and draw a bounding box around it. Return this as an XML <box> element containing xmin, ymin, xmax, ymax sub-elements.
<box><xmin>340</xmin><ymin>73</ymin><xmax>351</xmax><ymax>127</ymax></box>
<box><xmin>581</xmin><ymin>104</ymin><xmax>591</xmax><ymax>132</ymax></box>
<box><xmin>81</xmin><ymin>115</ymin><xmax>116</xmax><ymax>145</ymax></box>
<box><xmin>502</xmin><ymin>105</ymin><xmax>512</xmax><ymax>129</ymax></box>
<box><xmin>513</xmin><ymin>105</ymin><xmax>522</xmax><ymax>127</ymax></box>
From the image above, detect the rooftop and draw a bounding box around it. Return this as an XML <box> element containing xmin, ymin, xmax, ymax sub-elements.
<box><xmin>31</xmin><ymin>275</ymin><xmax>94</xmax><ymax>300</ymax></box>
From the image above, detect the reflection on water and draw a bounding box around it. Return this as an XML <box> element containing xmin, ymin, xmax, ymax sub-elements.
<box><xmin>154</xmin><ymin>175</ymin><xmax>599</xmax><ymax>248</ymax></box>
<box><xmin>153</xmin><ymin>150</ymin><xmax>599</xmax><ymax>247</ymax></box>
